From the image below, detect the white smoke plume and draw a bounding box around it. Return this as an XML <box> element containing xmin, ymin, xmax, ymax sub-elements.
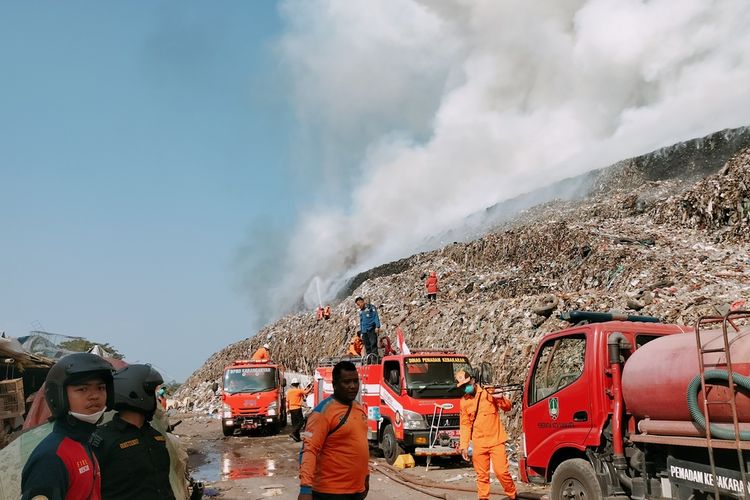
<box><xmin>241</xmin><ymin>0</ymin><xmax>750</xmax><ymax>322</ymax></box>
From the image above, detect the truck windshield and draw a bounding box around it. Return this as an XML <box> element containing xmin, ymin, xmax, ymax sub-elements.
<box><xmin>223</xmin><ymin>367</ymin><xmax>277</xmax><ymax>394</ymax></box>
<box><xmin>404</xmin><ymin>356</ymin><xmax>470</xmax><ymax>399</ymax></box>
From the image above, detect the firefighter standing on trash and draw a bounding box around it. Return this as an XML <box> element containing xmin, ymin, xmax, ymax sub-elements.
<box><xmin>298</xmin><ymin>361</ymin><xmax>369</xmax><ymax>500</ymax></box>
<box><xmin>22</xmin><ymin>352</ymin><xmax>115</xmax><ymax>500</ymax></box>
<box><xmin>355</xmin><ymin>297</ymin><xmax>380</xmax><ymax>360</ymax></box>
<box><xmin>455</xmin><ymin>370</ymin><xmax>517</xmax><ymax>500</ymax></box>
<box><xmin>425</xmin><ymin>271</ymin><xmax>439</xmax><ymax>301</ymax></box>
<box><xmin>91</xmin><ymin>364</ymin><xmax>175</xmax><ymax>500</ymax></box>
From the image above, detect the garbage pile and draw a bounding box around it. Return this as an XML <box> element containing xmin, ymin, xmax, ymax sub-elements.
<box><xmin>653</xmin><ymin>149</ymin><xmax>750</xmax><ymax>241</ymax></box>
<box><xmin>178</xmin><ymin>147</ymin><xmax>750</xmax><ymax>438</ymax></box>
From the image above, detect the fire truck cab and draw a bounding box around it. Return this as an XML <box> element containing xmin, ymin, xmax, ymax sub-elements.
<box><xmin>515</xmin><ymin>310</ymin><xmax>750</xmax><ymax>499</ymax></box>
<box><xmin>220</xmin><ymin>359</ymin><xmax>287</xmax><ymax>436</ymax></box>
<box><xmin>313</xmin><ymin>351</ymin><xmax>471</xmax><ymax>465</ymax></box>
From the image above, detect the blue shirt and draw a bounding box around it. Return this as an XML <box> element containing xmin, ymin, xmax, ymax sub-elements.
<box><xmin>359</xmin><ymin>304</ymin><xmax>380</xmax><ymax>333</ymax></box>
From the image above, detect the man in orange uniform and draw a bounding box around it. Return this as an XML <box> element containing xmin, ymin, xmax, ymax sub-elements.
<box><xmin>251</xmin><ymin>343</ymin><xmax>270</xmax><ymax>361</ymax></box>
<box><xmin>347</xmin><ymin>335</ymin><xmax>363</xmax><ymax>357</ymax></box>
<box><xmin>298</xmin><ymin>361</ymin><xmax>369</xmax><ymax>500</ymax></box>
<box><xmin>456</xmin><ymin>370</ymin><xmax>517</xmax><ymax>500</ymax></box>
<box><xmin>288</xmin><ymin>378</ymin><xmax>312</xmax><ymax>442</ymax></box>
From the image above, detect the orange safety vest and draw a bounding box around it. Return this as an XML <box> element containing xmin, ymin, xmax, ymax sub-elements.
<box><xmin>425</xmin><ymin>273</ymin><xmax>439</xmax><ymax>294</ymax></box>
<box><xmin>347</xmin><ymin>337</ymin><xmax>363</xmax><ymax>356</ymax></box>
<box><xmin>251</xmin><ymin>347</ymin><xmax>270</xmax><ymax>361</ymax></box>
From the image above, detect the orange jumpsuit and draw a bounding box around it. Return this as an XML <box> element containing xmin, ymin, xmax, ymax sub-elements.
<box><xmin>298</xmin><ymin>397</ymin><xmax>369</xmax><ymax>495</ymax></box>
<box><xmin>251</xmin><ymin>347</ymin><xmax>269</xmax><ymax>361</ymax></box>
<box><xmin>287</xmin><ymin>388</ymin><xmax>306</xmax><ymax>411</ymax></box>
<box><xmin>347</xmin><ymin>336</ymin><xmax>363</xmax><ymax>357</ymax></box>
<box><xmin>459</xmin><ymin>385</ymin><xmax>517</xmax><ymax>500</ymax></box>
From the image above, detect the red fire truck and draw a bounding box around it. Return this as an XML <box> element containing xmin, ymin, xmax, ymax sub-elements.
<box><xmin>519</xmin><ymin>310</ymin><xmax>750</xmax><ymax>499</ymax></box>
<box><xmin>313</xmin><ymin>351</ymin><xmax>476</xmax><ymax>464</ymax></box>
<box><xmin>220</xmin><ymin>359</ymin><xmax>287</xmax><ymax>436</ymax></box>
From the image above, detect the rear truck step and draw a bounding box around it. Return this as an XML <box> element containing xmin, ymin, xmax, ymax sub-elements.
<box><xmin>414</xmin><ymin>445</ymin><xmax>461</xmax><ymax>472</ymax></box>
<box><xmin>413</xmin><ymin>445</ymin><xmax>460</xmax><ymax>457</ymax></box>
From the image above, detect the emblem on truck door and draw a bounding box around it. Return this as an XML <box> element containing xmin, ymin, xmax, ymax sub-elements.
<box><xmin>548</xmin><ymin>397</ymin><xmax>559</xmax><ymax>420</ymax></box>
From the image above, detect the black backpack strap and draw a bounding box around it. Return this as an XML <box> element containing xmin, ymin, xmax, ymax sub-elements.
<box><xmin>327</xmin><ymin>404</ymin><xmax>353</xmax><ymax>437</ymax></box>
<box><xmin>468</xmin><ymin>386</ymin><xmax>483</xmax><ymax>442</ymax></box>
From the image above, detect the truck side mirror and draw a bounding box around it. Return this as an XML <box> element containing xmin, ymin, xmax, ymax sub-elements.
<box><xmin>282</xmin><ymin>379</ymin><xmax>287</xmax><ymax>387</ymax></box>
<box><xmin>479</xmin><ymin>362</ymin><xmax>493</xmax><ymax>385</ymax></box>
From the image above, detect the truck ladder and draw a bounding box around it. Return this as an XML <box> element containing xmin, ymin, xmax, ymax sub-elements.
<box><xmin>694</xmin><ymin>311</ymin><xmax>749</xmax><ymax>500</ymax></box>
<box><xmin>423</xmin><ymin>402</ymin><xmax>453</xmax><ymax>471</ymax></box>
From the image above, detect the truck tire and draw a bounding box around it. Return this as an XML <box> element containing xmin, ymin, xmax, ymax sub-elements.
<box><xmin>222</xmin><ymin>422</ymin><xmax>234</xmax><ymax>437</ymax></box>
<box><xmin>380</xmin><ymin>424</ymin><xmax>405</xmax><ymax>465</ymax></box>
<box><xmin>550</xmin><ymin>459</ymin><xmax>602</xmax><ymax>500</ymax></box>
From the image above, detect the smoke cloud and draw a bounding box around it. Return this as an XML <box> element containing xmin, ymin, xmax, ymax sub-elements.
<box><xmin>241</xmin><ymin>0</ymin><xmax>750</xmax><ymax>323</ymax></box>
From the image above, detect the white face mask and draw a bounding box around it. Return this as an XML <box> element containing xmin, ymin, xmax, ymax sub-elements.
<box><xmin>69</xmin><ymin>408</ymin><xmax>106</xmax><ymax>424</ymax></box>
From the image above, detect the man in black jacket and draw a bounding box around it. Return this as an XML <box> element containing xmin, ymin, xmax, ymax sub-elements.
<box><xmin>91</xmin><ymin>364</ymin><xmax>175</xmax><ymax>500</ymax></box>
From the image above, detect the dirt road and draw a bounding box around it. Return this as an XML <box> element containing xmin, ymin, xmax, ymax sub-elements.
<box><xmin>173</xmin><ymin>412</ymin><xmax>546</xmax><ymax>500</ymax></box>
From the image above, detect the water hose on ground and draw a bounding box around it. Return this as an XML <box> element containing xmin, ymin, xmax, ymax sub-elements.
<box><xmin>370</xmin><ymin>463</ymin><xmax>446</xmax><ymax>498</ymax></box>
<box><xmin>687</xmin><ymin>369</ymin><xmax>750</xmax><ymax>440</ymax></box>
<box><xmin>371</xmin><ymin>462</ymin><xmax>545</xmax><ymax>499</ymax></box>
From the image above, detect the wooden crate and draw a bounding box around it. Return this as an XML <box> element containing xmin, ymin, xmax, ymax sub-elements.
<box><xmin>0</xmin><ymin>378</ymin><xmax>25</xmax><ymax>419</ymax></box>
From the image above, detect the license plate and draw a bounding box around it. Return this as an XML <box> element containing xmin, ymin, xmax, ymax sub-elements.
<box><xmin>244</xmin><ymin>400</ymin><xmax>257</xmax><ymax>406</ymax></box>
<box><xmin>443</xmin><ymin>430</ymin><xmax>460</xmax><ymax>438</ymax></box>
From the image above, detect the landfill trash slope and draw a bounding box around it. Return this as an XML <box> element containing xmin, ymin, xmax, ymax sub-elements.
<box><xmin>178</xmin><ymin>146</ymin><xmax>750</xmax><ymax>438</ymax></box>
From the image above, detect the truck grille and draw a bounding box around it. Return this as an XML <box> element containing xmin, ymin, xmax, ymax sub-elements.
<box><xmin>428</xmin><ymin>413</ymin><xmax>459</xmax><ymax>428</ymax></box>
<box><xmin>238</xmin><ymin>407</ymin><xmax>262</xmax><ymax>416</ymax></box>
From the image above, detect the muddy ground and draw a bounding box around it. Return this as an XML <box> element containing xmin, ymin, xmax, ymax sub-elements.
<box><xmin>173</xmin><ymin>412</ymin><xmax>547</xmax><ymax>500</ymax></box>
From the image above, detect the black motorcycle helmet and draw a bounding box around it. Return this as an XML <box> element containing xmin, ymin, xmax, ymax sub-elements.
<box><xmin>45</xmin><ymin>352</ymin><xmax>115</xmax><ymax>418</ymax></box>
<box><xmin>113</xmin><ymin>364</ymin><xmax>164</xmax><ymax>419</ymax></box>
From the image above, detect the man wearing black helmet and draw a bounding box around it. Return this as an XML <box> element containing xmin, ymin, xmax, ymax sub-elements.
<box><xmin>22</xmin><ymin>352</ymin><xmax>115</xmax><ymax>500</ymax></box>
<box><xmin>91</xmin><ymin>364</ymin><xmax>175</xmax><ymax>500</ymax></box>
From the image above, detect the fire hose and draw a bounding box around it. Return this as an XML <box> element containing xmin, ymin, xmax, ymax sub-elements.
<box><xmin>687</xmin><ymin>369</ymin><xmax>750</xmax><ymax>440</ymax></box>
<box><xmin>371</xmin><ymin>462</ymin><xmax>545</xmax><ymax>499</ymax></box>
<box><xmin>370</xmin><ymin>463</ymin><xmax>446</xmax><ymax>498</ymax></box>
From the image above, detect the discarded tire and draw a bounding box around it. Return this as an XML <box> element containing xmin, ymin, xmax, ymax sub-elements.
<box><xmin>532</xmin><ymin>295</ymin><xmax>559</xmax><ymax>317</ymax></box>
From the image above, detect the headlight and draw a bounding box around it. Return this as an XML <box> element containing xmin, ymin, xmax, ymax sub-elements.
<box><xmin>403</xmin><ymin>410</ymin><xmax>428</xmax><ymax>430</ymax></box>
<box><xmin>267</xmin><ymin>401</ymin><xmax>277</xmax><ymax>416</ymax></box>
<box><xmin>222</xmin><ymin>403</ymin><xmax>232</xmax><ymax>419</ymax></box>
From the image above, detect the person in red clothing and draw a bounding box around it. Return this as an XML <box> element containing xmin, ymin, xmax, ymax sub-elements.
<box><xmin>425</xmin><ymin>270</ymin><xmax>439</xmax><ymax>301</ymax></box>
<box><xmin>298</xmin><ymin>361</ymin><xmax>369</xmax><ymax>500</ymax></box>
<box><xmin>456</xmin><ymin>369</ymin><xmax>517</xmax><ymax>500</ymax></box>
<box><xmin>22</xmin><ymin>352</ymin><xmax>115</xmax><ymax>500</ymax></box>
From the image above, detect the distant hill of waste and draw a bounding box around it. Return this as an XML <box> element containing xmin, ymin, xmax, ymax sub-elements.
<box><xmin>178</xmin><ymin>127</ymin><xmax>750</xmax><ymax>438</ymax></box>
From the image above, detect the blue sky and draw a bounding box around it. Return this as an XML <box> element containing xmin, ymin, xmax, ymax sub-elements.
<box><xmin>3</xmin><ymin>1</ymin><xmax>749</xmax><ymax>381</ymax></box>
<box><xmin>0</xmin><ymin>2</ymin><xmax>300</xmax><ymax>381</ymax></box>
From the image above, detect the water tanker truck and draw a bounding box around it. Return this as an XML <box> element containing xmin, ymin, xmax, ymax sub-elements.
<box><xmin>518</xmin><ymin>310</ymin><xmax>750</xmax><ymax>499</ymax></box>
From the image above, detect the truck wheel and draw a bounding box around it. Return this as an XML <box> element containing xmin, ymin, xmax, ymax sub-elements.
<box><xmin>550</xmin><ymin>459</ymin><xmax>602</xmax><ymax>500</ymax></box>
<box><xmin>222</xmin><ymin>423</ymin><xmax>234</xmax><ymax>437</ymax></box>
<box><xmin>380</xmin><ymin>424</ymin><xmax>405</xmax><ymax>465</ymax></box>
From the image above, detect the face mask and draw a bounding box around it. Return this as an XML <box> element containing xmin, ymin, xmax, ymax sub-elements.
<box><xmin>464</xmin><ymin>384</ymin><xmax>475</xmax><ymax>395</ymax></box>
<box><xmin>69</xmin><ymin>408</ymin><xmax>106</xmax><ymax>424</ymax></box>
